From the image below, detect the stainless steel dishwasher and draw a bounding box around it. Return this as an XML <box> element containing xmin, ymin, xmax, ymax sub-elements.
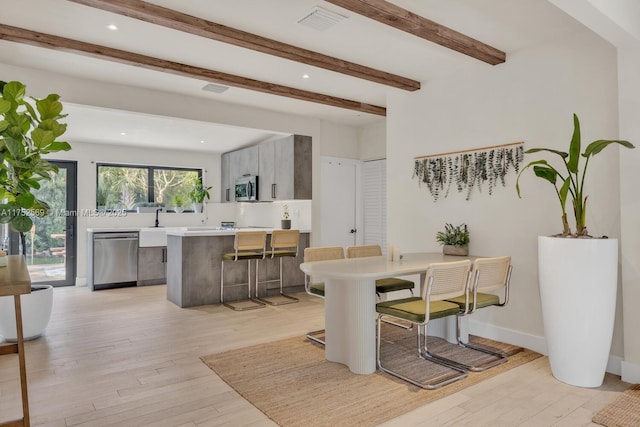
<box><xmin>93</xmin><ymin>232</ymin><xmax>139</xmax><ymax>290</ymax></box>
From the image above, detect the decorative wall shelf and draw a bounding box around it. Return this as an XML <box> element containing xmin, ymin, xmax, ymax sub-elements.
<box><xmin>413</xmin><ymin>142</ymin><xmax>524</xmax><ymax>201</ymax></box>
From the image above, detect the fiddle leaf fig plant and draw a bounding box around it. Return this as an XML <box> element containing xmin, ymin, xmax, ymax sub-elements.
<box><xmin>0</xmin><ymin>80</ymin><xmax>71</xmax><ymax>254</ymax></box>
<box><xmin>516</xmin><ymin>114</ymin><xmax>634</xmax><ymax>237</ymax></box>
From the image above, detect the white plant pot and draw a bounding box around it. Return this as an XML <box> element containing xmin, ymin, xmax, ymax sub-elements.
<box><xmin>192</xmin><ymin>202</ymin><xmax>203</xmax><ymax>213</ymax></box>
<box><xmin>0</xmin><ymin>284</ymin><xmax>54</xmax><ymax>341</ymax></box>
<box><xmin>538</xmin><ymin>236</ymin><xmax>618</xmax><ymax>387</ymax></box>
<box><xmin>173</xmin><ymin>206</ymin><xmax>184</xmax><ymax>213</ymax></box>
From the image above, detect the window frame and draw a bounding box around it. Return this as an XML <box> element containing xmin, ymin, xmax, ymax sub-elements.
<box><xmin>96</xmin><ymin>162</ymin><xmax>203</xmax><ymax>212</ymax></box>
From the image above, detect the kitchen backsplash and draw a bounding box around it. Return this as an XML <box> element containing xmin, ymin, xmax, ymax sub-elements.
<box><xmin>235</xmin><ymin>200</ymin><xmax>311</xmax><ymax>230</ymax></box>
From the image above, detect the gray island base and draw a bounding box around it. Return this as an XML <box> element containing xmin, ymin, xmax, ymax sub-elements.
<box><xmin>166</xmin><ymin>231</ymin><xmax>309</xmax><ymax>308</ymax></box>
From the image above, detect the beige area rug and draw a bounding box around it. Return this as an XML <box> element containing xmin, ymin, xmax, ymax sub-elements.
<box><xmin>593</xmin><ymin>384</ymin><xmax>640</xmax><ymax>427</ymax></box>
<box><xmin>201</xmin><ymin>324</ymin><xmax>542</xmax><ymax>427</ymax></box>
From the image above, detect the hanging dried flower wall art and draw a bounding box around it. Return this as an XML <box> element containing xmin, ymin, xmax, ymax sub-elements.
<box><xmin>413</xmin><ymin>142</ymin><xmax>524</xmax><ymax>201</ymax></box>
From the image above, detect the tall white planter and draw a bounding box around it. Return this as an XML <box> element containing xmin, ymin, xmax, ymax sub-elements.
<box><xmin>0</xmin><ymin>284</ymin><xmax>54</xmax><ymax>341</ymax></box>
<box><xmin>538</xmin><ymin>236</ymin><xmax>618</xmax><ymax>387</ymax></box>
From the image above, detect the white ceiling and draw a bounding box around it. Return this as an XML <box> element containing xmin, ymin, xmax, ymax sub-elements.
<box><xmin>0</xmin><ymin>0</ymin><xmax>586</xmax><ymax>153</ymax></box>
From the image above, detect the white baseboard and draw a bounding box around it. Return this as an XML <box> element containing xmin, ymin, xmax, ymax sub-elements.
<box><xmin>621</xmin><ymin>360</ymin><xmax>640</xmax><ymax>383</ymax></box>
<box><xmin>469</xmin><ymin>320</ymin><xmax>624</xmax><ymax>376</ymax></box>
<box><xmin>468</xmin><ymin>319</ymin><xmax>548</xmax><ymax>355</ymax></box>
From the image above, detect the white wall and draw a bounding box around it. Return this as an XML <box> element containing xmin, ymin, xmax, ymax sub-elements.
<box><xmin>386</xmin><ymin>28</ymin><xmax>622</xmax><ymax>357</ymax></box>
<box><xmin>588</xmin><ymin>0</ymin><xmax>640</xmax><ymax>40</ymax></box>
<box><xmin>358</xmin><ymin>119</ymin><xmax>386</xmax><ymax>161</ymax></box>
<box><xmin>319</xmin><ymin>121</ymin><xmax>360</xmax><ymax>159</ymax></box>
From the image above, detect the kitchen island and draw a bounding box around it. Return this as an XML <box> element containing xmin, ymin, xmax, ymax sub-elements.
<box><xmin>166</xmin><ymin>228</ymin><xmax>310</xmax><ymax>308</ymax></box>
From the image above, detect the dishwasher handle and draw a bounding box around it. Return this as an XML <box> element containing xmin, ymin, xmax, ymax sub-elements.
<box><xmin>94</xmin><ymin>233</ymin><xmax>139</xmax><ymax>240</ymax></box>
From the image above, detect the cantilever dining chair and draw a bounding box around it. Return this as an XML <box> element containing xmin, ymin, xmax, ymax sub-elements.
<box><xmin>220</xmin><ymin>231</ymin><xmax>267</xmax><ymax>311</ymax></box>
<box><xmin>255</xmin><ymin>229</ymin><xmax>300</xmax><ymax>305</ymax></box>
<box><xmin>445</xmin><ymin>256</ymin><xmax>512</xmax><ymax>370</ymax></box>
<box><xmin>303</xmin><ymin>246</ymin><xmax>345</xmax><ymax>345</ymax></box>
<box><xmin>376</xmin><ymin>260</ymin><xmax>471</xmax><ymax>389</ymax></box>
<box><xmin>346</xmin><ymin>245</ymin><xmax>415</xmax><ymax>298</ymax></box>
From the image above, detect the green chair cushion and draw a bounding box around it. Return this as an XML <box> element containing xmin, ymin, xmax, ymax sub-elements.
<box><xmin>446</xmin><ymin>292</ymin><xmax>500</xmax><ymax>309</ymax></box>
<box><xmin>376</xmin><ymin>297</ymin><xmax>461</xmax><ymax>324</ymax></box>
<box><xmin>375</xmin><ymin>277</ymin><xmax>414</xmax><ymax>293</ymax></box>
<box><xmin>309</xmin><ymin>282</ymin><xmax>325</xmax><ymax>297</ymax></box>
<box><xmin>270</xmin><ymin>250</ymin><xmax>298</xmax><ymax>258</ymax></box>
<box><xmin>222</xmin><ymin>251</ymin><xmax>264</xmax><ymax>261</ymax></box>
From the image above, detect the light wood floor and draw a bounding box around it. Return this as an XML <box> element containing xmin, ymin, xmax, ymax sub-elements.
<box><xmin>0</xmin><ymin>285</ymin><xmax>629</xmax><ymax>426</ymax></box>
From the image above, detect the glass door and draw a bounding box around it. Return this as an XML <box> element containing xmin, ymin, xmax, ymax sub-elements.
<box><xmin>7</xmin><ymin>160</ymin><xmax>77</xmax><ymax>287</ymax></box>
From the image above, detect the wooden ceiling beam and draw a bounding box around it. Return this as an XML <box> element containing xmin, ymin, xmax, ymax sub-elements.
<box><xmin>325</xmin><ymin>0</ymin><xmax>506</xmax><ymax>65</ymax></box>
<box><xmin>68</xmin><ymin>0</ymin><xmax>420</xmax><ymax>92</ymax></box>
<box><xmin>0</xmin><ymin>24</ymin><xmax>386</xmax><ymax>116</ymax></box>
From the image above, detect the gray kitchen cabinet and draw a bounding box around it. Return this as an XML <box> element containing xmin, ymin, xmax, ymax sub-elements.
<box><xmin>258</xmin><ymin>139</ymin><xmax>276</xmax><ymax>200</ymax></box>
<box><xmin>138</xmin><ymin>246</ymin><xmax>167</xmax><ymax>285</ymax></box>
<box><xmin>258</xmin><ymin>135</ymin><xmax>312</xmax><ymax>200</ymax></box>
<box><xmin>221</xmin><ymin>145</ymin><xmax>259</xmax><ymax>203</ymax></box>
<box><xmin>221</xmin><ymin>152</ymin><xmax>231</xmax><ymax>203</ymax></box>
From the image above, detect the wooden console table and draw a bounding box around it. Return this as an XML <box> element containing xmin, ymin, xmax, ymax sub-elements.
<box><xmin>0</xmin><ymin>255</ymin><xmax>32</xmax><ymax>427</ymax></box>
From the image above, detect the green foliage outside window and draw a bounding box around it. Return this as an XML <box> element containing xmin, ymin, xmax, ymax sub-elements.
<box><xmin>97</xmin><ymin>164</ymin><xmax>200</xmax><ymax>211</ymax></box>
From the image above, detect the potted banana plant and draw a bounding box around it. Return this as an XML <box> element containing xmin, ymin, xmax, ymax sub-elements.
<box><xmin>516</xmin><ymin>113</ymin><xmax>634</xmax><ymax>387</ymax></box>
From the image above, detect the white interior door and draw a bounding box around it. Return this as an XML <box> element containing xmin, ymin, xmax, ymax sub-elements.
<box><xmin>363</xmin><ymin>159</ymin><xmax>387</xmax><ymax>254</ymax></box>
<box><xmin>319</xmin><ymin>157</ymin><xmax>362</xmax><ymax>247</ymax></box>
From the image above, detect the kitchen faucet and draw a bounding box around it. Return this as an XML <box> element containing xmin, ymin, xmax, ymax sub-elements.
<box><xmin>154</xmin><ymin>207</ymin><xmax>163</xmax><ymax>227</ymax></box>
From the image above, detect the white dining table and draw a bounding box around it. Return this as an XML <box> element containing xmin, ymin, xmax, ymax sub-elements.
<box><xmin>300</xmin><ymin>252</ymin><xmax>475</xmax><ymax>375</ymax></box>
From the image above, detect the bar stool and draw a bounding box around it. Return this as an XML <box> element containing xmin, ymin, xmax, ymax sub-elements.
<box><xmin>255</xmin><ymin>229</ymin><xmax>300</xmax><ymax>305</ymax></box>
<box><xmin>220</xmin><ymin>231</ymin><xmax>267</xmax><ymax>311</ymax></box>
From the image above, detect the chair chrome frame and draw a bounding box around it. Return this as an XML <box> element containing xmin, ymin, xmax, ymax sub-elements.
<box><xmin>304</xmin><ymin>274</ymin><xmax>325</xmax><ymax>345</ymax></box>
<box><xmin>255</xmin><ymin>230</ymin><xmax>300</xmax><ymax>306</ymax></box>
<box><xmin>376</xmin><ymin>260</ymin><xmax>471</xmax><ymax>389</ymax></box>
<box><xmin>302</xmin><ymin>246</ymin><xmax>345</xmax><ymax>345</ymax></box>
<box><xmin>453</xmin><ymin>257</ymin><xmax>513</xmax><ymax>368</ymax></box>
<box><xmin>220</xmin><ymin>231</ymin><xmax>267</xmax><ymax>311</ymax></box>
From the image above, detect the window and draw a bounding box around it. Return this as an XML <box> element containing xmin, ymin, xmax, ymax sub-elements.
<box><xmin>97</xmin><ymin>163</ymin><xmax>201</xmax><ymax>211</ymax></box>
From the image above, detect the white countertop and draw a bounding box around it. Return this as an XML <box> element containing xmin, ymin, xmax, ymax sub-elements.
<box><xmin>88</xmin><ymin>227</ymin><xmax>311</xmax><ymax>247</ymax></box>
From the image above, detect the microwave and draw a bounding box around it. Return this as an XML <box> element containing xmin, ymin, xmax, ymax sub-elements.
<box><xmin>235</xmin><ymin>175</ymin><xmax>258</xmax><ymax>201</ymax></box>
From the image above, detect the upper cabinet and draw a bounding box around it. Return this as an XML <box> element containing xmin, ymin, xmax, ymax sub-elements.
<box><xmin>221</xmin><ymin>152</ymin><xmax>231</xmax><ymax>202</ymax></box>
<box><xmin>220</xmin><ymin>145</ymin><xmax>259</xmax><ymax>203</ymax></box>
<box><xmin>259</xmin><ymin>135</ymin><xmax>312</xmax><ymax>201</ymax></box>
<box><xmin>221</xmin><ymin>135</ymin><xmax>312</xmax><ymax>203</ymax></box>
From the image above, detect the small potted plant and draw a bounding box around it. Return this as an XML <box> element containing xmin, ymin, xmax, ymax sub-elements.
<box><xmin>436</xmin><ymin>223</ymin><xmax>469</xmax><ymax>256</ymax></box>
<box><xmin>188</xmin><ymin>177</ymin><xmax>212</xmax><ymax>213</ymax></box>
<box><xmin>281</xmin><ymin>204</ymin><xmax>291</xmax><ymax>229</ymax></box>
<box><xmin>171</xmin><ymin>194</ymin><xmax>187</xmax><ymax>213</ymax></box>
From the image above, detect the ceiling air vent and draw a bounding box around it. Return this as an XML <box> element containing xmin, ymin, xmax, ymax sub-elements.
<box><xmin>298</xmin><ymin>6</ymin><xmax>347</xmax><ymax>31</ymax></box>
<box><xmin>202</xmin><ymin>83</ymin><xmax>229</xmax><ymax>94</ymax></box>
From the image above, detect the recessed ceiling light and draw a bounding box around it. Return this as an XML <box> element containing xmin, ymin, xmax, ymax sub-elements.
<box><xmin>120</xmin><ymin>132</ymin><xmax>126</xmax><ymax>136</ymax></box>
<box><xmin>200</xmin><ymin>140</ymin><xmax>205</xmax><ymax>144</ymax></box>
<box><xmin>302</xmin><ymin>74</ymin><xmax>310</xmax><ymax>79</ymax></box>
<box><xmin>107</xmin><ymin>24</ymin><xmax>118</xmax><ymax>31</ymax></box>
